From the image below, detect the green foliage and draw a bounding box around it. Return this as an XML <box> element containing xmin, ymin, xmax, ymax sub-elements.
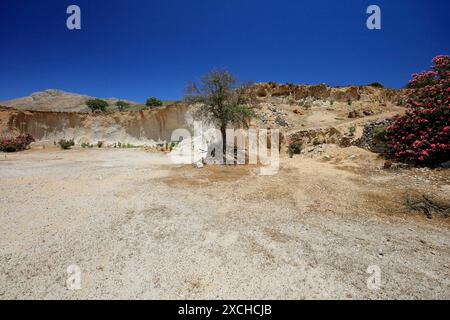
<box><xmin>288</xmin><ymin>141</ymin><xmax>303</xmax><ymax>157</ymax></box>
<box><xmin>86</xmin><ymin>99</ymin><xmax>109</xmax><ymax>112</ymax></box>
<box><xmin>58</xmin><ymin>139</ymin><xmax>75</xmax><ymax>150</ymax></box>
<box><xmin>146</xmin><ymin>97</ymin><xmax>163</xmax><ymax>108</ymax></box>
<box><xmin>113</xmin><ymin>142</ymin><xmax>140</xmax><ymax>148</ymax></box>
<box><xmin>373</xmin><ymin>125</ymin><xmax>388</xmax><ymax>141</ymax></box>
<box><xmin>287</xmin><ymin>132</ymin><xmax>303</xmax><ymax>157</ymax></box>
<box><xmin>81</xmin><ymin>142</ymin><xmax>93</xmax><ymax>148</ymax></box>
<box><xmin>116</xmin><ymin>100</ymin><xmax>130</xmax><ymax>111</ymax></box>
<box><xmin>347</xmin><ymin>99</ymin><xmax>352</xmax><ymax>106</ymax></box>
<box><xmin>348</xmin><ymin>124</ymin><xmax>357</xmax><ymax>136</ymax></box>
<box><xmin>368</xmin><ymin>82</ymin><xmax>385</xmax><ymax>88</ymax></box>
<box><xmin>312</xmin><ymin>137</ymin><xmax>321</xmax><ymax>146</ymax></box>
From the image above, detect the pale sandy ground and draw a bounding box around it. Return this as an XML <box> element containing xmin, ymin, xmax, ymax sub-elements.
<box><xmin>0</xmin><ymin>148</ymin><xmax>449</xmax><ymax>299</ymax></box>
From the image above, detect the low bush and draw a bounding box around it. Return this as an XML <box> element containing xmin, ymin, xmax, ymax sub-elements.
<box><xmin>81</xmin><ymin>142</ymin><xmax>93</xmax><ymax>148</ymax></box>
<box><xmin>287</xmin><ymin>132</ymin><xmax>303</xmax><ymax>157</ymax></box>
<box><xmin>86</xmin><ymin>99</ymin><xmax>109</xmax><ymax>112</ymax></box>
<box><xmin>373</xmin><ymin>125</ymin><xmax>388</xmax><ymax>141</ymax></box>
<box><xmin>0</xmin><ymin>133</ymin><xmax>35</xmax><ymax>152</ymax></box>
<box><xmin>348</xmin><ymin>124</ymin><xmax>357</xmax><ymax>136</ymax></box>
<box><xmin>115</xmin><ymin>100</ymin><xmax>130</xmax><ymax>111</ymax></box>
<box><xmin>368</xmin><ymin>82</ymin><xmax>385</xmax><ymax>88</ymax></box>
<box><xmin>146</xmin><ymin>97</ymin><xmax>163</xmax><ymax>108</ymax></box>
<box><xmin>58</xmin><ymin>139</ymin><xmax>75</xmax><ymax>150</ymax></box>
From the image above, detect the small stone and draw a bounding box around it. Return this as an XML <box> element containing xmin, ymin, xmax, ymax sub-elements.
<box><xmin>383</xmin><ymin>161</ymin><xmax>392</xmax><ymax>169</ymax></box>
<box><xmin>194</xmin><ymin>162</ymin><xmax>204</xmax><ymax>169</ymax></box>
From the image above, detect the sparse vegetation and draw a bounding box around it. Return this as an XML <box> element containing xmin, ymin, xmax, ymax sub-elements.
<box><xmin>116</xmin><ymin>100</ymin><xmax>130</xmax><ymax>111</ymax></box>
<box><xmin>86</xmin><ymin>99</ymin><xmax>109</xmax><ymax>112</ymax></box>
<box><xmin>146</xmin><ymin>97</ymin><xmax>163</xmax><ymax>108</ymax></box>
<box><xmin>373</xmin><ymin>125</ymin><xmax>388</xmax><ymax>141</ymax></box>
<box><xmin>347</xmin><ymin>99</ymin><xmax>352</xmax><ymax>106</ymax></box>
<box><xmin>97</xmin><ymin>141</ymin><xmax>104</xmax><ymax>148</ymax></box>
<box><xmin>348</xmin><ymin>124</ymin><xmax>357</xmax><ymax>136</ymax></box>
<box><xmin>368</xmin><ymin>82</ymin><xmax>385</xmax><ymax>88</ymax></box>
<box><xmin>312</xmin><ymin>137</ymin><xmax>321</xmax><ymax>146</ymax></box>
<box><xmin>287</xmin><ymin>132</ymin><xmax>303</xmax><ymax>157</ymax></box>
<box><xmin>81</xmin><ymin>142</ymin><xmax>94</xmax><ymax>148</ymax></box>
<box><xmin>58</xmin><ymin>139</ymin><xmax>75</xmax><ymax>150</ymax></box>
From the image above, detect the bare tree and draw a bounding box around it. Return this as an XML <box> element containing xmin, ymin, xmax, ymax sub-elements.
<box><xmin>185</xmin><ymin>69</ymin><xmax>255</xmax><ymax>163</ymax></box>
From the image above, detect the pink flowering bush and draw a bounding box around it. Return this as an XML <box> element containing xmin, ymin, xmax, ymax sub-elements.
<box><xmin>385</xmin><ymin>55</ymin><xmax>450</xmax><ymax>165</ymax></box>
<box><xmin>0</xmin><ymin>133</ymin><xmax>35</xmax><ymax>152</ymax></box>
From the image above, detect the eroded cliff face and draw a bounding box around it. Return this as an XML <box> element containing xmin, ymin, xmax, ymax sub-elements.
<box><xmin>0</xmin><ymin>105</ymin><xmax>190</xmax><ymax>145</ymax></box>
<box><xmin>254</xmin><ymin>82</ymin><xmax>404</xmax><ymax>104</ymax></box>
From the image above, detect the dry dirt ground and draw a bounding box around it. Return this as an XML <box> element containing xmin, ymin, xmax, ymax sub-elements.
<box><xmin>0</xmin><ymin>147</ymin><xmax>449</xmax><ymax>299</ymax></box>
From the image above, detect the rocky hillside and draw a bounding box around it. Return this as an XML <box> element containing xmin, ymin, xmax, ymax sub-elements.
<box><xmin>0</xmin><ymin>83</ymin><xmax>406</xmax><ymax>147</ymax></box>
<box><xmin>0</xmin><ymin>89</ymin><xmax>143</xmax><ymax>112</ymax></box>
<box><xmin>254</xmin><ymin>82</ymin><xmax>404</xmax><ymax>103</ymax></box>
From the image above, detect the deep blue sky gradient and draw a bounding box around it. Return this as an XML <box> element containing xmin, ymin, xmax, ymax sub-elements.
<box><xmin>1</xmin><ymin>0</ymin><xmax>449</xmax><ymax>102</ymax></box>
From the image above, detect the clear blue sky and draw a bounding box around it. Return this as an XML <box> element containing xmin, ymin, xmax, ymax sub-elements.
<box><xmin>1</xmin><ymin>0</ymin><xmax>449</xmax><ymax>102</ymax></box>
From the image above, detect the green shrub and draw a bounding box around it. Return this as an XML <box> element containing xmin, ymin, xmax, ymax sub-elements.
<box><xmin>313</xmin><ymin>137</ymin><xmax>321</xmax><ymax>146</ymax></box>
<box><xmin>373</xmin><ymin>125</ymin><xmax>388</xmax><ymax>141</ymax></box>
<box><xmin>97</xmin><ymin>141</ymin><xmax>103</xmax><ymax>148</ymax></box>
<box><xmin>288</xmin><ymin>141</ymin><xmax>303</xmax><ymax>157</ymax></box>
<box><xmin>86</xmin><ymin>99</ymin><xmax>109</xmax><ymax>112</ymax></box>
<box><xmin>347</xmin><ymin>99</ymin><xmax>352</xmax><ymax>106</ymax></box>
<box><xmin>348</xmin><ymin>124</ymin><xmax>357</xmax><ymax>136</ymax></box>
<box><xmin>115</xmin><ymin>100</ymin><xmax>130</xmax><ymax>111</ymax></box>
<box><xmin>368</xmin><ymin>82</ymin><xmax>385</xmax><ymax>88</ymax></box>
<box><xmin>287</xmin><ymin>133</ymin><xmax>303</xmax><ymax>157</ymax></box>
<box><xmin>145</xmin><ymin>97</ymin><xmax>163</xmax><ymax>108</ymax></box>
<box><xmin>58</xmin><ymin>139</ymin><xmax>75</xmax><ymax>150</ymax></box>
<box><xmin>81</xmin><ymin>142</ymin><xmax>94</xmax><ymax>148</ymax></box>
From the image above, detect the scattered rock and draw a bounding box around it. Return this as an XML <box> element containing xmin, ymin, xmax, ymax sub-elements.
<box><xmin>383</xmin><ymin>161</ymin><xmax>392</xmax><ymax>169</ymax></box>
<box><xmin>194</xmin><ymin>162</ymin><xmax>204</xmax><ymax>169</ymax></box>
<box><xmin>348</xmin><ymin>110</ymin><xmax>362</xmax><ymax>119</ymax></box>
<box><xmin>275</xmin><ymin>116</ymin><xmax>289</xmax><ymax>127</ymax></box>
